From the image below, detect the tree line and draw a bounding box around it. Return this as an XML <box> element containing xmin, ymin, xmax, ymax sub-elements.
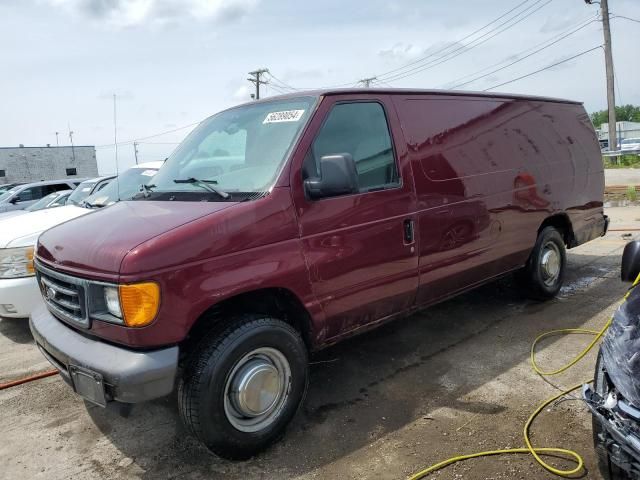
<box><xmin>590</xmin><ymin>105</ymin><xmax>640</xmax><ymax>127</ymax></box>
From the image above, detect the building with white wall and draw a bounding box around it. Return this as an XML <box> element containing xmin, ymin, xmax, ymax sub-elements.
<box><xmin>0</xmin><ymin>145</ymin><xmax>98</xmax><ymax>185</ymax></box>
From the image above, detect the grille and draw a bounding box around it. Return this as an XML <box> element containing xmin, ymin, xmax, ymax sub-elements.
<box><xmin>36</xmin><ymin>262</ymin><xmax>89</xmax><ymax>328</ymax></box>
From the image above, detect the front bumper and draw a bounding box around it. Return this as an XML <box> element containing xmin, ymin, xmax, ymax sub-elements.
<box><xmin>584</xmin><ymin>384</ymin><xmax>640</xmax><ymax>473</ymax></box>
<box><xmin>30</xmin><ymin>303</ymin><xmax>179</xmax><ymax>405</ymax></box>
<box><xmin>0</xmin><ymin>276</ymin><xmax>41</xmax><ymax>319</ymax></box>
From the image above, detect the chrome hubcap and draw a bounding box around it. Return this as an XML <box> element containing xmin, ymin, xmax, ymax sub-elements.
<box><xmin>540</xmin><ymin>242</ymin><xmax>561</xmax><ymax>286</ymax></box>
<box><xmin>224</xmin><ymin>347</ymin><xmax>291</xmax><ymax>432</ymax></box>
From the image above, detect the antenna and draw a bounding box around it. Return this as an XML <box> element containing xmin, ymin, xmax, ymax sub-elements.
<box><xmin>113</xmin><ymin>93</ymin><xmax>120</xmax><ymax>201</ymax></box>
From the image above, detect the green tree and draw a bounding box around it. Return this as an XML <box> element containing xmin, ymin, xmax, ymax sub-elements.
<box><xmin>590</xmin><ymin>104</ymin><xmax>640</xmax><ymax>127</ymax></box>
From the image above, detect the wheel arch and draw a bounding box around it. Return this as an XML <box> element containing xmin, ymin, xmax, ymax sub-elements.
<box><xmin>181</xmin><ymin>287</ymin><xmax>316</xmax><ymax>359</ymax></box>
<box><xmin>538</xmin><ymin>213</ymin><xmax>576</xmax><ymax>247</ymax></box>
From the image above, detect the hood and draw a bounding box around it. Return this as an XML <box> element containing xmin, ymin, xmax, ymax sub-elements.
<box><xmin>37</xmin><ymin>200</ymin><xmax>238</xmax><ymax>276</ymax></box>
<box><xmin>0</xmin><ymin>210</ymin><xmax>28</xmax><ymax>222</ymax></box>
<box><xmin>0</xmin><ymin>205</ymin><xmax>90</xmax><ymax>248</ymax></box>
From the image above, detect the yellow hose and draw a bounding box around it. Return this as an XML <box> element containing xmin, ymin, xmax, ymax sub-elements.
<box><xmin>408</xmin><ymin>316</ymin><xmax>613</xmax><ymax>480</ymax></box>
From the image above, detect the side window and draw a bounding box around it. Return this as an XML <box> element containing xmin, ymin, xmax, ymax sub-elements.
<box><xmin>17</xmin><ymin>186</ymin><xmax>43</xmax><ymax>201</ymax></box>
<box><xmin>66</xmin><ymin>168</ymin><xmax>77</xmax><ymax>176</ymax></box>
<box><xmin>307</xmin><ymin>102</ymin><xmax>398</xmax><ymax>192</ymax></box>
<box><xmin>43</xmin><ymin>184</ymin><xmax>68</xmax><ymax>195</ymax></box>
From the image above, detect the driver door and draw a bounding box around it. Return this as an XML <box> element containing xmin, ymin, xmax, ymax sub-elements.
<box><xmin>290</xmin><ymin>94</ymin><xmax>419</xmax><ymax>341</ymax></box>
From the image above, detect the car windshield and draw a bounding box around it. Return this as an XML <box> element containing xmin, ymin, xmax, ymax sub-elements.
<box><xmin>84</xmin><ymin>168</ymin><xmax>158</xmax><ymax>207</ymax></box>
<box><xmin>67</xmin><ymin>180</ymin><xmax>98</xmax><ymax>206</ymax></box>
<box><xmin>25</xmin><ymin>191</ymin><xmax>64</xmax><ymax>211</ymax></box>
<box><xmin>148</xmin><ymin>97</ymin><xmax>316</xmax><ymax>198</ymax></box>
<box><xmin>0</xmin><ymin>186</ymin><xmax>20</xmax><ymax>203</ymax></box>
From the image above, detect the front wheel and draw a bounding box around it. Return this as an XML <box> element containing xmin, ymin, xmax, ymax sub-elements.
<box><xmin>178</xmin><ymin>315</ymin><xmax>308</xmax><ymax>459</ymax></box>
<box><xmin>517</xmin><ymin>226</ymin><xmax>566</xmax><ymax>300</ymax></box>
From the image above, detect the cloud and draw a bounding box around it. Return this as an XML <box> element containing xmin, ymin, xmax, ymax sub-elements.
<box><xmin>232</xmin><ymin>84</ymin><xmax>251</xmax><ymax>100</ymax></box>
<box><xmin>44</xmin><ymin>0</ymin><xmax>259</xmax><ymax>27</ymax></box>
<box><xmin>378</xmin><ymin>42</ymin><xmax>426</xmax><ymax>60</ymax></box>
<box><xmin>378</xmin><ymin>40</ymin><xmax>464</xmax><ymax>62</ymax></box>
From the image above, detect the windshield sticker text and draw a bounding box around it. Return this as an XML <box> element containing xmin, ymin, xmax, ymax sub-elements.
<box><xmin>263</xmin><ymin>110</ymin><xmax>305</xmax><ymax>124</ymax></box>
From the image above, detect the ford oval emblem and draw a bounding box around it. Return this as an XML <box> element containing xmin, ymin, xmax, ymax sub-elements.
<box><xmin>45</xmin><ymin>287</ymin><xmax>57</xmax><ymax>301</ymax></box>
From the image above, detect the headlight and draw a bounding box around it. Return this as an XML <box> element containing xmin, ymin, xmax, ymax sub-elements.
<box><xmin>104</xmin><ymin>286</ymin><xmax>122</xmax><ymax>318</ymax></box>
<box><xmin>0</xmin><ymin>247</ymin><xmax>35</xmax><ymax>279</ymax></box>
<box><xmin>99</xmin><ymin>282</ymin><xmax>160</xmax><ymax>328</ymax></box>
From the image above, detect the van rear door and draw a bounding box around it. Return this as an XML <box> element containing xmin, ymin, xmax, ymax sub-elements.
<box><xmin>290</xmin><ymin>94</ymin><xmax>419</xmax><ymax>339</ymax></box>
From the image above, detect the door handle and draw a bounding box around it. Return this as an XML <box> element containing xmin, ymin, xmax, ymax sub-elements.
<box><xmin>403</xmin><ymin>219</ymin><xmax>414</xmax><ymax>244</ymax></box>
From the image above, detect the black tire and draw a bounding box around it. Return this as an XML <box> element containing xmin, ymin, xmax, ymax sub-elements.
<box><xmin>178</xmin><ymin>315</ymin><xmax>308</xmax><ymax>460</ymax></box>
<box><xmin>517</xmin><ymin>226</ymin><xmax>566</xmax><ymax>300</ymax></box>
<box><xmin>592</xmin><ymin>351</ymin><xmax>633</xmax><ymax>480</ymax></box>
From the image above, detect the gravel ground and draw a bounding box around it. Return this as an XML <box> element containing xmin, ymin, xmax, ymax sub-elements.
<box><xmin>1</xmin><ymin>205</ymin><xmax>639</xmax><ymax>480</ymax></box>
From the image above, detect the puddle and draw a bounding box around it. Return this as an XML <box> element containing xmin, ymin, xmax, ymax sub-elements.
<box><xmin>559</xmin><ymin>276</ymin><xmax>598</xmax><ymax>298</ymax></box>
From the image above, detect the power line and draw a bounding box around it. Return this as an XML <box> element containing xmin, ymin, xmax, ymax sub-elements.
<box><xmin>358</xmin><ymin>77</ymin><xmax>377</xmax><ymax>87</ymax></box>
<box><xmin>441</xmin><ymin>14</ymin><xmax>596</xmax><ymax>88</ymax></box>
<box><xmin>266</xmin><ymin>82</ymin><xmax>292</xmax><ymax>95</ymax></box>
<box><xmin>267</xmin><ymin>73</ymin><xmax>298</xmax><ymax>91</ymax></box>
<box><xmin>449</xmin><ymin>16</ymin><xmax>598</xmax><ymax>89</ymax></box>
<box><xmin>612</xmin><ymin>14</ymin><xmax>640</xmax><ymax>24</ymax></box>
<box><xmin>373</xmin><ymin>0</ymin><xmax>534</xmax><ymax>81</ymax></box>
<box><xmin>95</xmin><ymin>121</ymin><xmax>202</xmax><ymax>149</ymax></box>
<box><xmin>379</xmin><ymin>0</ymin><xmax>553</xmax><ymax>84</ymax></box>
<box><xmin>483</xmin><ymin>45</ymin><xmax>602</xmax><ymax>91</ymax></box>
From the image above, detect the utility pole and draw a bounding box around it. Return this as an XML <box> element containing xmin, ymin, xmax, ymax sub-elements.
<box><xmin>68</xmin><ymin>123</ymin><xmax>76</xmax><ymax>163</ymax></box>
<box><xmin>55</xmin><ymin>132</ymin><xmax>59</xmax><ymax>147</ymax></box>
<box><xmin>359</xmin><ymin>77</ymin><xmax>377</xmax><ymax>87</ymax></box>
<box><xmin>247</xmin><ymin>68</ymin><xmax>269</xmax><ymax>100</ymax></box>
<box><xmin>133</xmin><ymin>142</ymin><xmax>139</xmax><ymax>165</ymax></box>
<box><xmin>586</xmin><ymin>0</ymin><xmax>617</xmax><ymax>155</ymax></box>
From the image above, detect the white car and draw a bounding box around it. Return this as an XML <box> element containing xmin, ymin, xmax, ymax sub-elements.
<box><xmin>621</xmin><ymin>138</ymin><xmax>640</xmax><ymax>153</ymax></box>
<box><xmin>0</xmin><ymin>162</ymin><xmax>162</xmax><ymax>319</ymax></box>
<box><xmin>0</xmin><ymin>190</ymin><xmax>72</xmax><ymax>221</ymax></box>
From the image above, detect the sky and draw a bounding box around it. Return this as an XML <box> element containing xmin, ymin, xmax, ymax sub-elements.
<box><xmin>1</xmin><ymin>0</ymin><xmax>638</xmax><ymax>174</ymax></box>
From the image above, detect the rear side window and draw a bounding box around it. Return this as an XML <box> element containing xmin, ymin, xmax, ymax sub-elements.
<box><xmin>43</xmin><ymin>183</ymin><xmax>71</xmax><ymax>195</ymax></box>
<box><xmin>17</xmin><ymin>186</ymin><xmax>44</xmax><ymax>201</ymax></box>
<box><xmin>308</xmin><ymin>102</ymin><xmax>398</xmax><ymax>192</ymax></box>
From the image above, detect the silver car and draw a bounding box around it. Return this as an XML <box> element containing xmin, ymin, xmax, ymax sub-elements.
<box><xmin>0</xmin><ymin>179</ymin><xmax>80</xmax><ymax>213</ymax></box>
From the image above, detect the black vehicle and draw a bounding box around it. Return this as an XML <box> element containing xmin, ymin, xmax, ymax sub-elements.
<box><xmin>585</xmin><ymin>240</ymin><xmax>640</xmax><ymax>479</ymax></box>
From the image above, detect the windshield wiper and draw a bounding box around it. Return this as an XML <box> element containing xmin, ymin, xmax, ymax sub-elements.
<box><xmin>81</xmin><ymin>200</ymin><xmax>105</xmax><ymax>209</ymax></box>
<box><xmin>140</xmin><ymin>183</ymin><xmax>156</xmax><ymax>198</ymax></box>
<box><xmin>173</xmin><ymin>177</ymin><xmax>230</xmax><ymax>199</ymax></box>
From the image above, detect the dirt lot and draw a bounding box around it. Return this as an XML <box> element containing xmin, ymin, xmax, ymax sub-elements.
<box><xmin>1</xmin><ymin>206</ymin><xmax>639</xmax><ymax>480</ymax></box>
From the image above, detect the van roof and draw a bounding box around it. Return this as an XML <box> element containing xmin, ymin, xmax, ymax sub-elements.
<box><xmin>250</xmin><ymin>88</ymin><xmax>582</xmax><ymax>106</ymax></box>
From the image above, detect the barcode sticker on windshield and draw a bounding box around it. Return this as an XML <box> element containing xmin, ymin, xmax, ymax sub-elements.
<box><xmin>141</xmin><ymin>170</ymin><xmax>157</xmax><ymax>177</ymax></box>
<box><xmin>263</xmin><ymin>110</ymin><xmax>305</xmax><ymax>124</ymax></box>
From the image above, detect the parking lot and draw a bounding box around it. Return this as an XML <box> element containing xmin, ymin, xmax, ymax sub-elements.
<box><xmin>0</xmin><ymin>205</ymin><xmax>637</xmax><ymax>480</ymax></box>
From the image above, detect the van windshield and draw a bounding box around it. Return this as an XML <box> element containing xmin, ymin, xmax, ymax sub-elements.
<box><xmin>148</xmin><ymin>97</ymin><xmax>316</xmax><ymax>198</ymax></box>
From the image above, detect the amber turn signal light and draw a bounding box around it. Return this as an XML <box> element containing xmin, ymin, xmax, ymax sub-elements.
<box><xmin>119</xmin><ymin>282</ymin><xmax>160</xmax><ymax>328</ymax></box>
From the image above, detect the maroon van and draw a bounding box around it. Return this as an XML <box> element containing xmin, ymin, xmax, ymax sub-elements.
<box><xmin>30</xmin><ymin>89</ymin><xmax>607</xmax><ymax>458</ymax></box>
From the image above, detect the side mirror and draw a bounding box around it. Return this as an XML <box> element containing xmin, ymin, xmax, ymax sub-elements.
<box><xmin>9</xmin><ymin>196</ymin><xmax>19</xmax><ymax>204</ymax></box>
<box><xmin>304</xmin><ymin>153</ymin><xmax>358</xmax><ymax>200</ymax></box>
<box><xmin>621</xmin><ymin>241</ymin><xmax>640</xmax><ymax>282</ymax></box>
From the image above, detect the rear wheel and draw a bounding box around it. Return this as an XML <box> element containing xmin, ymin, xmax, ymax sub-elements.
<box><xmin>517</xmin><ymin>226</ymin><xmax>566</xmax><ymax>300</ymax></box>
<box><xmin>178</xmin><ymin>315</ymin><xmax>308</xmax><ymax>459</ymax></box>
<box><xmin>593</xmin><ymin>351</ymin><xmax>633</xmax><ymax>480</ymax></box>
